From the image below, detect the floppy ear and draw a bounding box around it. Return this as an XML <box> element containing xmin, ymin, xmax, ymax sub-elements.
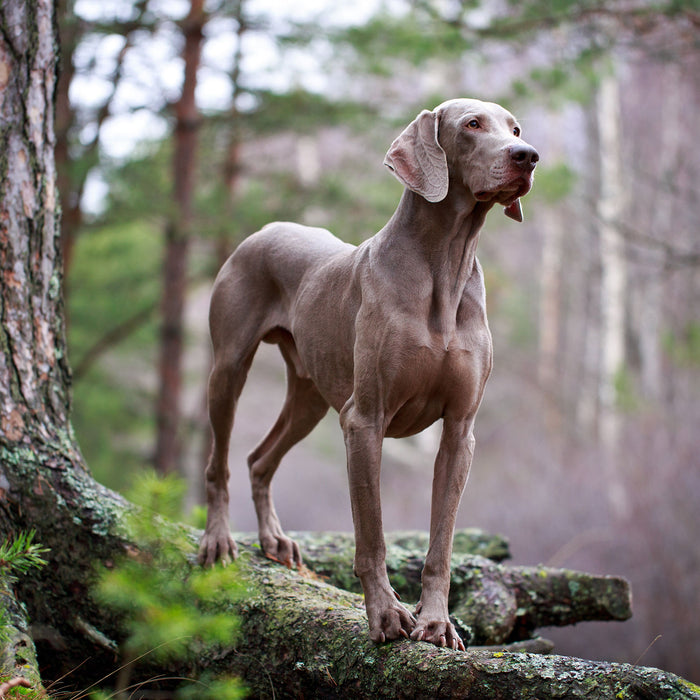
<box><xmin>504</xmin><ymin>199</ymin><xmax>523</xmax><ymax>222</ymax></box>
<box><xmin>383</xmin><ymin>109</ymin><xmax>448</xmax><ymax>203</ymax></box>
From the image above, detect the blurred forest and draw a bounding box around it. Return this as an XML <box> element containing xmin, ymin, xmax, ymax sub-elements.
<box><xmin>59</xmin><ymin>0</ymin><xmax>700</xmax><ymax>683</ymax></box>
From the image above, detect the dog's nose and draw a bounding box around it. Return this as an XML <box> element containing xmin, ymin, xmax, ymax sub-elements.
<box><xmin>509</xmin><ymin>144</ymin><xmax>539</xmax><ymax>172</ymax></box>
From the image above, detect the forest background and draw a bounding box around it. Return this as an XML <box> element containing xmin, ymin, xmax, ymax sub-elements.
<box><xmin>59</xmin><ymin>0</ymin><xmax>700</xmax><ymax>683</ymax></box>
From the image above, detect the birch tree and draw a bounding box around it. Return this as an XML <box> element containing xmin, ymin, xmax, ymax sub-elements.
<box><xmin>596</xmin><ymin>68</ymin><xmax>629</xmax><ymax>515</ymax></box>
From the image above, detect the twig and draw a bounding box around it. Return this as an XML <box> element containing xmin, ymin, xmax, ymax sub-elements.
<box><xmin>73</xmin><ymin>615</ymin><xmax>119</xmax><ymax>654</ymax></box>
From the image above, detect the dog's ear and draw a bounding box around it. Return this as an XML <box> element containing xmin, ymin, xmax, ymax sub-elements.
<box><xmin>384</xmin><ymin>109</ymin><xmax>448</xmax><ymax>203</ymax></box>
<box><xmin>504</xmin><ymin>199</ymin><xmax>523</xmax><ymax>222</ymax></box>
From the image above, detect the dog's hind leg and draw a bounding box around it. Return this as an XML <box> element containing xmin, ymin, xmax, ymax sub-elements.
<box><xmin>247</xmin><ymin>329</ymin><xmax>329</xmax><ymax>568</ymax></box>
<box><xmin>199</xmin><ymin>256</ymin><xmax>275</xmax><ymax>566</ymax></box>
<box><xmin>198</xmin><ymin>334</ymin><xmax>259</xmax><ymax>566</ymax></box>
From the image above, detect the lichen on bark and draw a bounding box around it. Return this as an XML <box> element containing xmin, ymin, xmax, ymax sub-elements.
<box><xmin>238</xmin><ymin>529</ymin><xmax>631</xmax><ymax>645</ymax></box>
<box><xmin>0</xmin><ymin>577</ymin><xmax>44</xmax><ymax>692</ymax></box>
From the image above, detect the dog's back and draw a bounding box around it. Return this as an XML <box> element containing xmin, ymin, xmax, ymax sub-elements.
<box><xmin>208</xmin><ymin>222</ymin><xmax>353</xmax><ymax>350</ymax></box>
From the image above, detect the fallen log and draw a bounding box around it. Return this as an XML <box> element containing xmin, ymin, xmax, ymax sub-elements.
<box><xmin>238</xmin><ymin>529</ymin><xmax>631</xmax><ymax>645</ymax></box>
<box><xmin>200</xmin><ymin>542</ymin><xmax>700</xmax><ymax>699</ymax></box>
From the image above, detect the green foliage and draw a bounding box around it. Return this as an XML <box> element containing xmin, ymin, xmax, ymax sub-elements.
<box><xmin>175</xmin><ymin>675</ymin><xmax>247</xmax><ymax>700</ymax></box>
<box><xmin>0</xmin><ymin>531</ymin><xmax>49</xmax><ymax>585</ymax></box>
<box><xmin>613</xmin><ymin>365</ymin><xmax>639</xmax><ymax>412</ymax></box>
<box><xmin>0</xmin><ymin>531</ymin><xmax>49</xmax><ymax>645</ymax></box>
<box><xmin>533</xmin><ymin>162</ymin><xmax>578</xmax><ymax>204</ymax></box>
<box><xmin>503</xmin><ymin>285</ymin><xmax>539</xmax><ymax>349</ymax></box>
<box><xmin>68</xmin><ymin>219</ymin><xmax>162</xmax><ymax>489</ymax></box>
<box><xmin>240</xmin><ymin>89</ymin><xmax>376</xmax><ymax>135</ymax></box>
<box><xmin>95</xmin><ymin>473</ymin><xmax>247</xmax><ymax>697</ymax></box>
<box><xmin>69</xmin><ymin>367</ymin><xmax>156</xmax><ymax>492</ymax></box>
<box><xmin>663</xmin><ymin>322</ymin><xmax>700</xmax><ymax>366</ymax></box>
<box><xmin>509</xmin><ymin>45</ymin><xmax>608</xmax><ymax>107</ymax></box>
<box><xmin>88</xmin><ymin>674</ymin><xmax>247</xmax><ymax>700</ymax></box>
<box><xmin>100</xmin><ymin>143</ymin><xmax>173</xmax><ymax>227</ymax></box>
<box><xmin>127</xmin><ymin>470</ymin><xmax>189</xmax><ymax>521</ymax></box>
<box><xmin>97</xmin><ymin>560</ymin><xmax>242</xmax><ymax>661</ymax></box>
<box><xmin>189</xmin><ymin>504</ymin><xmax>208</xmax><ymax>530</ymax></box>
<box><xmin>68</xmin><ymin>220</ymin><xmax>162</xmax><ymax>358</ymax></box>
<box><xmin>505</xmin><ymin>0</ymin><xmax>602</xmax><ymax>22</ymax></box>
<box><xmin>332</xmin><ymin>11</ymin><xmax>470</xmax><ymax>75</ymax></box>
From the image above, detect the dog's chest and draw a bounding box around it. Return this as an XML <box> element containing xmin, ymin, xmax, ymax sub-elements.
<box><xmin>381</xmin><ymin>315</ymin><xmax>492</xmax><ymax>438</ymax></box>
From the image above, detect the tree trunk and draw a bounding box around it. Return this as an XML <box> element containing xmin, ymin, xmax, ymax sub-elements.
<box><xmin>630</xmin><ymin>61</ymin><xmax>682</xmax><ymax>403</ymax></box>
<box><xmin>55</xmin><ymin>0</ymin><xmax>139</xmax><ymax>289</ymax></box>
<box><xmin>0</xmin><ymin>0</ymin><xmax>93</xmax><ymax>690</ymax></box>
<box><xmin>596</xmin><ymin>69</ymin><xmax>629</xmax><ymax>516</ymax></box>
<box><xmin>154</xmin><ymin>0</ymin><xmax>205</xmax><ymax>475</ymax></box>
<box><xmin>537</xmin><ymin>111</ymin><xmax>564</xmax><ymax>417</ymax></box>
<box><xmin>0</xmin><ymin>0</ymin><xmax>70</xmax><ymax>451</ymax></box>
<box><xmin>573</xmin><ymin>104</ymin><xmax>602</xmax><ymax>437</ymax></box>
<box><xmin>54</xmin><ymin>0</ymin><xmax>80</xmax><ymax>286</ymax></box>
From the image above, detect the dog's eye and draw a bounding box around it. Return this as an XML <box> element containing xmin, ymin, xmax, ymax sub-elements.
<box><xmin>513</xmin><ymin>126</ymin><xmax>521</xmax><ymax>137</ymax></box>
<box><xmin>466</xmin><ymin>119</ymin><xmax>480</xmax><ymax>129</ymax></box>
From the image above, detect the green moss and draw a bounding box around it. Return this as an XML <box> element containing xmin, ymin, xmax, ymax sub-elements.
<box><xmin>679</xmin><ymin>679</ymin><xmax>700</xmax><ymax>695</ymax></box>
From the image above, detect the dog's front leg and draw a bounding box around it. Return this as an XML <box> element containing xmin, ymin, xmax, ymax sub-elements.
<box><xmin>412</xmin><ymin>418</ymin><xmax>475</xmax><ymax>651</ymax></box>
<box><xmin>340</xmin><ymin>401</ymin><xmax>417</xmax><ymax>643</ymax></box>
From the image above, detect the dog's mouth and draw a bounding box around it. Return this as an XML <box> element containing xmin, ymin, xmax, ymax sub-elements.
<box><xmin>474</xmin><ymin>174</ymin><xmax>533</xmax><ymax>204</ymax></box>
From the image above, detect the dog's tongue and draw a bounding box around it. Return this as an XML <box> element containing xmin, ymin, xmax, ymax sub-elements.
<box><xmin>504</xmin><ymin>199</ymin><xmax>523</xmax><ymax>222</ymax></box>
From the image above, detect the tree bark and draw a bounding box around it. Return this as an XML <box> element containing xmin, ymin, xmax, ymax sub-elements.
<box><xmin>0</xmin><ymin>577</ymin><xmax>43</xmax><ymax>692</ymax></box>
<box><xmin>54</xmin><ymin>0</ymin><xmax>81</xmax><ymax>284</ymax></box>
<box><xmin>0</xmin><ymin>0</ymin><xmax>71</xmax><ymax>443</ymax></box>
<box><xmin>630</xmin><ymin>61</ymin><xmax>682</xmax><ymax>402</ymax></box>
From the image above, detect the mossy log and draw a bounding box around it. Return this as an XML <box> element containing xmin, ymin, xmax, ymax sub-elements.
<box><xmin>239</xmin><ymin>529</ymin><xmax>631</xmax><ymax>645</ymax></box>
<box><xmin>207</xmin><ymin>542</ymin><xmax>700</xmax><ymax>699</ymax></box>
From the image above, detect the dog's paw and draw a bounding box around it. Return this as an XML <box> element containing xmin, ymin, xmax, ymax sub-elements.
<box><xmin>198</xmin><ymin>526</ymin><xmax>238</xmax><ymax>568</ymax></box>
<box><xmin>366</xmin><ymin>598</ymin><xmax>417</xmax><ymax>643</ymax></box>
<box><xmin>410</xmin><ymin>618</ymin><xmax>466</xmax><ymax>651</ymax></box>
<box><xmin>261</xmin><ymin>532</ymin><xmax>302</xmax><ymax>569</ymax></box>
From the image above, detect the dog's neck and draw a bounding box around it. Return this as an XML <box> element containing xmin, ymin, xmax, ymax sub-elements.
<box><xmin>381</xmin><ymin>185</ymin><xmax>491</xmax><ymax>256</ymax></box>
<box><xmin>378</xmin><ymin>186</ymin><xmax>492</xmax><ymax>291</ymax></box>
<box><xmin>374</xmin><ymin>187</ymin><xmax>494</xmax><ymax>341</ymax></box>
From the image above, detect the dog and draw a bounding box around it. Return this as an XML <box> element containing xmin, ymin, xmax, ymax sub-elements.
<box><xmin>199</xmin><ymin>98</ymin><xmax>538</xmax><ymax>649</ymax></box>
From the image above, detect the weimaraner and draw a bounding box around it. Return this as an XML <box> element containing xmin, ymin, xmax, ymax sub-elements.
<box><xmin>199</xmin><ymin>98</ymin><xmax>539</xmax><ymax>650</ymax></box>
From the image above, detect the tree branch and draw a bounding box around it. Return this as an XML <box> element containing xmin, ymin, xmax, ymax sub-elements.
<box><xmin>72</xmin><ymin>304</ymin><xmax>156</xmax><ymax>380</ymax></box>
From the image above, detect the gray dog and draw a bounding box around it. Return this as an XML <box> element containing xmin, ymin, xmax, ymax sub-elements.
<box><xmin>199</xmin><ymin>98</ymin><xmax>538</xmax><ymax>650</ymax></box>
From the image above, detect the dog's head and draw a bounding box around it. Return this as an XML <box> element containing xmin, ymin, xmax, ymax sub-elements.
<box><xmin>384</xmin><ymin>98</ymin><xmax>539</xmax><ymax>222</ymax></box>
